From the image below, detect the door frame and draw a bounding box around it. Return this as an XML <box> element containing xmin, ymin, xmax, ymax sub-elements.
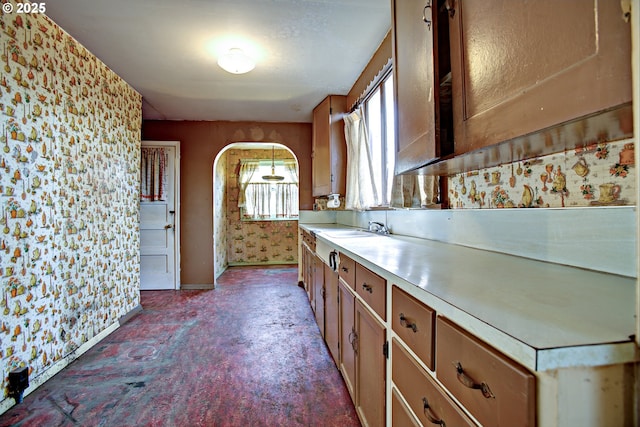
<box><xmin>141</xmin><ymin>140</ymin><xmax>181</xmax><ymax>290</ymax></box>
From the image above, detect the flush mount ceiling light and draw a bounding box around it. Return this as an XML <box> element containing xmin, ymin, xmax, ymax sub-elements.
<box><xmin>262</xmin><ymin>146</ymin><xmax>285</xmax><ymax>181</ymax></box>
<box><xmin>217</xmin><ymin>48</ymin><xmax>255</xmax><ymax>74</ymax></box>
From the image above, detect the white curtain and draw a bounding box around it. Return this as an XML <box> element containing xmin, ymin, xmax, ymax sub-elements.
<box><xmin>140</xmin><ymin>147</ymin><xmax>167</xmax><ymax>201</ymax></box>
<box><xmin>284</xmin><ymin>160</ymin><xmax>298</xmax><ymax>183</ymax></box>
<box><xmin>391</xmin><ymin>175</ymin><xmax>440</xmax><ymax>208</ymax></box>
<box><xmin>245</xmin><ymin>183</ymin><xmax>271</xmax><ymax>219</ymax></box>
<box><xmin>239</xmin><ymin>158</ymin><xmax>299</xmax><ymax>219</ymax></box>
<box><xmin>275</xmin><ymin>183</ymin><xmax>299</xmax><ymax>218</ymax></box>
<box><xmin>244</xmin><ymin>183</ymin><xmax>299</xmax><ymax>219</ymax></box>
<box><xmin>238</xmin><ymin>160</ymin><xmax>259</xmax><ymax>207</ymax></box>
<box><xmin>344</xmin><ymin>108</ymin><xmax>379</xmax><ymax>210</ymax></box>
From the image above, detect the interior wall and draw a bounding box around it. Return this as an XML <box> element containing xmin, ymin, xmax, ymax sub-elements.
<box><xmin>213</xmin><ymin>151</ymin><xmax>227</xmax><ymax>280</ymax></box>
<box><xmin>142</xmin><ymin>121</ymin><xmax>312</xmax><ymax>286</ymax></box>
<box><xmin>0</xmin><ymin>4</ymin><xmax>142</xmax><ymax>403</ymax></box>
<box><xmin>223</xmin><ymin>147</ymin><xmax>298</xmax><ymax>267</ymax></box>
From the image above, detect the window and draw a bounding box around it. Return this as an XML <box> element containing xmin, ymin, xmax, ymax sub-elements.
<box><xmin>238</xmin><ymin>159</ymin><xmax>299</xmax><ymax>220</ymax></box>
<box><xmin>364</xmin><ymin>71</ymin><xmax>395</xmax><ymax>206</ymax></box>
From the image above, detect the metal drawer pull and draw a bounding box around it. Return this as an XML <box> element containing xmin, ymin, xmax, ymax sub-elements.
<box><xmin>454</xmin><ymin>362</ymin><xmax>495</xmax><ymax>398</ymax></box>
<box><xmin>422</xmin><ymin>397</ymin><xmax>445</xmax><ymax>426</ymax></box>
<box><xmin>399</xmin><ymin>313</ymin><xmax>418</xmax><ymax>332</ymax></box>
<box><xmin>361</xmin><ymin>283</ymin><xmax>373</xmax><ymax>293</ymax></box>
<box><xmin>341</xmin><ymin>266</ymin><xmax>349</xmax><ymax>272</ymax></box>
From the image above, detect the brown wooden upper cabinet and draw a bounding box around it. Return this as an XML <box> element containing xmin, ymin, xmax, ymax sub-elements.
<box><xmin>312</xmin><ymin>95</ymin><xmax>347</xmax><ymax>197</ymax></box>
<box><xmin>392</xmin><ymin>0</ymin><xmax>632</xmax><ymax>174</ymax></box>
<box><xmin>448</xmin><ymin>0</ymin><xmax>632</xmax><ymax>155</ymax></box>
<box><xmin>392</xmin><ymin>0</ymin><xmax>454</xmax><ymax>174</ymax></box>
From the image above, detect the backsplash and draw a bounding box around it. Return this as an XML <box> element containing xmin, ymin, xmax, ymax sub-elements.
<box><xmin>447</xmin><ymin>139</ymin><xmax>635</xmax><ymax>209</ymax></box>
<box><xmin>0</xmin><ymin>6</ymin><xmax>142</xmax><ymax>400</ymax></box>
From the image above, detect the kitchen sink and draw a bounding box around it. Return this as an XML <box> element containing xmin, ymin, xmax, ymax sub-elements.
<box><xmin>322</xmin><ymin>229</ymin><xmax>380</xmax><ymax>238</ymax></box>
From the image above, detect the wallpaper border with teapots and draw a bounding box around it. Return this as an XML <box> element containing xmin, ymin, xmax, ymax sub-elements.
<box><xmin>0</xmin><ymin>3</ymin><xmax>142</xmax><ymax>398</ymax></box>
<box><xmin>448</xmin><ymin>138</ymin><xmax>635</xmax><ymax>209</ymax></box>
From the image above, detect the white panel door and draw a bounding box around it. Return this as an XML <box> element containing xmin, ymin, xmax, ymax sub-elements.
<box><xmin>140</xmin><ymin>145</ymin><xmax>176</xmax><ymax>290</ymax></box>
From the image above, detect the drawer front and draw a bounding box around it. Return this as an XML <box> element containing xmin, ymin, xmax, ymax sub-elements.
<box><xmin>301</xmin><ymin>230</ymin><xmax>316</xmax><ymax>251</ymax></box>
<box><xmin>392</xmin><ymin>285</ymin><xmax>435</xmax><ymax>370</ymax></box>
<box><xmin>338</xmin><ymin>253</ymin><xmax>356</xmax><ymax>290</ymax></box>
<box><xmin>391</xmin><ymin>388</ymin><xmax>420</xmax><ymax>427</ymax></box>
<box><xmin>355</xmin><ymin>263</ymin><xmax>386</xmax><ymax>320</ymax></box>
<box><xmin>393</xmin><ymin>339</ymin><xmax>476</xmax><ymax>427</ymax></box>
<box><xmin>436</xmin><ymin>317</ymin><xmax>536</xmax><ymax>427</ymax></box>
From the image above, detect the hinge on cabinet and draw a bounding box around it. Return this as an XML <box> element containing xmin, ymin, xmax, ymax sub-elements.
<box><xmin>383</xmin><ymin>341</ymin><xmax>389</xmax><ymax>359</ymax></box>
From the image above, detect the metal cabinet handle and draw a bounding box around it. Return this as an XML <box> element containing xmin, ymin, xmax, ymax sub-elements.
<box><xmin>399</xmin><ymin>313</ymin><xmax>418</xmax><ymax>332</ymax></box>
<box><xmin>423</xmin><ymin>1</ymin><xmax>432</xmax><ymax>30</ymax></box>
<box><xmin>422</xmin><ymin>397</ymin><xmax>445</xmax><ymax>426</ymax></box>
<box><xmin>361</xmin><ymin>283</ymin><xmax>373</xmax><ymax>293</ymax></box>
<box><xmin>341</xmin><ymin>266</ymin><xmax>349</xmax><ymax>273</ymax></box>
<box><xmin>164</xmin><ymin>224</ymin><xmax>173</xmax><ymax>229</ymax></box>
<box><xmin>349</xmin><ymin>327</ymin><xmax>359</xmax><ymax>354</ymax></box>
<box><xmin>454</xmin><ymin>362</ymin><xmax>495</xmax><ymax>398</ymax></box>
<box><xmin>445</xmin><ymin>0</ymin><xmax>456</xmax><ymax>18</ymax></box>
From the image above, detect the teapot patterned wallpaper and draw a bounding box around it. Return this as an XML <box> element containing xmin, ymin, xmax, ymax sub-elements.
<box><xmin>447</xmin><ymin>138</ymin><xmax>635</xmax><ymax>209</ymax></box>
<box><xmin>0</xmin><ymin>3</ymin><xmax>142</xmax><ymax>399</ymax></box>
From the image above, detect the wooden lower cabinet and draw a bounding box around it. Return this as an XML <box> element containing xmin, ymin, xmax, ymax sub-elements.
<box><xmin>393</xmin><ymin>339</ymin><xmax>476</xmax><ymax>426</ymax></box>
<box><xmin>391</xmin><ymin>388</ymin><xmax>420</xmax><ymax>427</ymax></box>
<box><xmin>436</xmin><ymin>316</ymin><xmax>536</xmax><ymax>427</ymax></box>
<box><xmin>355</xmin><ymin>263</ymin><xmax>387</xmax><ymax>320</ymax></box>
<box><xmin>338</xmin><ymin>279</ymin><xmax>387</xmax><ymax>427</ymax></box>
<box><xmin>324</xmin><ymin>263</ymin><xmax>339</xmax><ymax>366</ymax></box>
<box><xmin>392</xmin><ymin>285</ymin><xmax>435</xmax><ymax>370</ymax></box>
<box><xmin>301</xmin><ymin>243</ymin><xmax>314</xmax><ymax>304</ymax></box>
<box><xmin>355</xmin><ymin>299</ymin><xmax>386</xmax><ymax>427</ymax></box>
<box><xmin>339</xmin><ymin>279</ymin><xmax>356</xmax><ymax>398</ymax></box>
<box><xmin>338</xmin><ymin>252</ymin><xmax>356</xmax><ymax>290</ymax></box>
<box><xmin>312</xmin><ymin>254</ymin><xmax>325</xmax><ymax>337</ymax></box>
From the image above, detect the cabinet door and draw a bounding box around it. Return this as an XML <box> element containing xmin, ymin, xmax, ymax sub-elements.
<box><xmin>304</xmin><ymin>245</ymin><xmax>314</xmax><ymax>305</ymax></box>
<box><xmin>313</xmin><ymin>254</ymin><xmax>325</xmax><ymax>338</ymax></box>
<box><xmin>449</xmin><ymin>0</ymin><xmax>632</xmax><ymax>155</ymax></box>
<box><xmin>312</xmin><ymin>95</ymin><xmax>347</xmax><ymax>196</ymax></box>
<box><xmin>392</xmin><ymin>0</ymin><xmax>448</xmax><ymax>174</ymax></box>
<box><xmin>355</xmin><ymin>300</ymin><xmax>386</xmax><ymax>427</ymax></box>
<box><xmin>338</xmin><ymin>280</ymin><xmax>356</xmax><ymax>399</ymax></box>
<box><xmin>324</xmin><ymin>263</ymin><xmax>340</xmax><ymax>366</ymax></box>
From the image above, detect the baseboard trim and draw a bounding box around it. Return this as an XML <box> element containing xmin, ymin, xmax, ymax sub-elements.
<box><xmin>180</xmin><ymin>283</ymin><xmax>215</xmax><ymax>290</ymax></box>
<box><xmin>0</xmin><ymin>319</ymin><xmax>120</xmax><ymax>415</ymax></box>
<box><xmin>0</xmin><ymin>304</ymin><xmax>143</xmax><ymax>416</ymax></box>
<box><xmin>119</xmin><ymin>304</ymin><xmax>143</xmax><ymax>324</ymax></box>
<box><xmin>227</xmin><ymin>261</ymin><xmax>298</xmax><ymax>267</ymax></box>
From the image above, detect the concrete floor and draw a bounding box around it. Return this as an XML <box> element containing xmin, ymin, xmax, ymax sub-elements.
<box><xmin>0</xmin><ymin>266</ymin><xmax>360</xmax><ymax>426</ymax></box>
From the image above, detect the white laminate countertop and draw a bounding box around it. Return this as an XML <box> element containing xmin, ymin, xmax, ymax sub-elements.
<box><xmin>300</xmin><ymin>223</ymin><xmax>638</xmax><ymax>372</ymax></box>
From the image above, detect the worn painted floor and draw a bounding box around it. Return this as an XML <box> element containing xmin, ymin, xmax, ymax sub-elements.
<box><xmin>0</xmin><ymin>266</ymin><xmax>360</xmax><ymax>427</ymax></box>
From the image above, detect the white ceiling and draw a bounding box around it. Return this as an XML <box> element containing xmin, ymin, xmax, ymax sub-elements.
<box><xmin>44</xmin><ymin>0</ymin><xmax>391</xmax><ymax>123</ymax></box>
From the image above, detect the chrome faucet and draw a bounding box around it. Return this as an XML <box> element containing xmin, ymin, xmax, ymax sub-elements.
<box><xmin>368</xmin><ymin>221</ymin><xmax>389</xmax><ymax>235</ymax></box>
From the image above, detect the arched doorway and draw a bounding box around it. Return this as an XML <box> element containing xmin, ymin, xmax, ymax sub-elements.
<box><xmin>212</xmin><ymin>142</ymin><xmax>300</xmax><ymax>283</ymax></box>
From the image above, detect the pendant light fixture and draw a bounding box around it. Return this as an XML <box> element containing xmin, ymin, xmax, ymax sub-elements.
<box><xmin>262</xmin><ymin>146</ymin><xmax>285</xmax><ymax>181</ymax></box>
